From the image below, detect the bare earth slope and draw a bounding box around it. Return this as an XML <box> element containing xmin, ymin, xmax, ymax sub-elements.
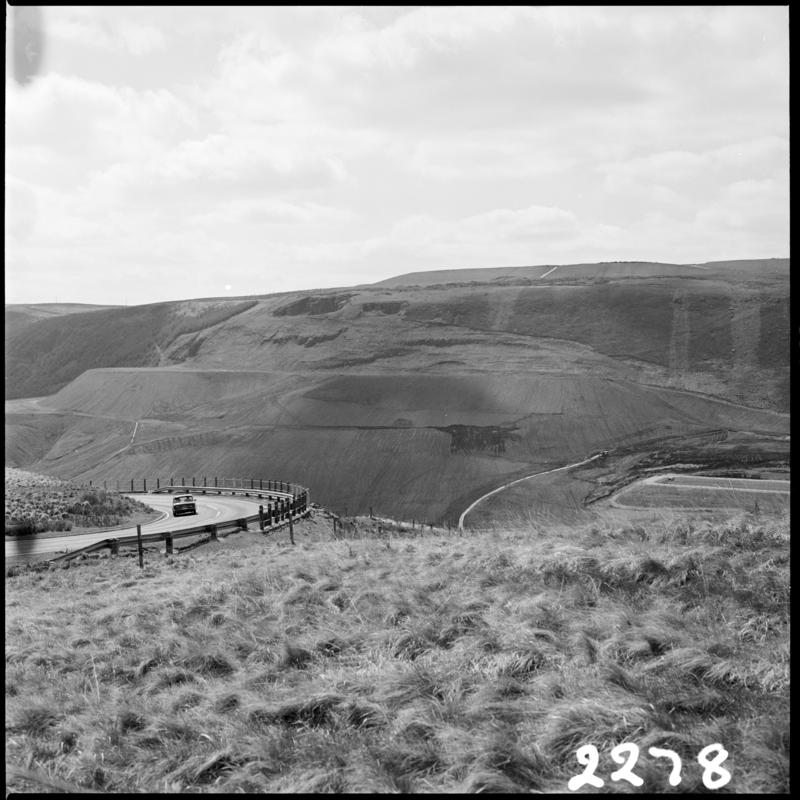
<box><xmin>4</xmin><ymin>260</ymin><xmax>789</xmax><ymax>523</ymax></box>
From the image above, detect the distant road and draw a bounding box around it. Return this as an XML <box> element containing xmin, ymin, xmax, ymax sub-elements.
<box><xmin>5</xmin><ymin>493</ymin><xmax>268</xmax><ymax>561</ymax></box>
<box><xmin>458</xmin><ymin>453</ymin><xmax>603</xmax><ymax>530</ymax></box>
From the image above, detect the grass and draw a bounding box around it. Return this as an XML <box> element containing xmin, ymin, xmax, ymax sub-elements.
<box><xmin>5</xmin><ymin>467</ymin><xmax>157</xmax><ymax>534</ymax></box>
<box><xmin>5</xmin><ymin>510</ymin><xmax>789</xmax><ymax>793</ymax></box>
<box><xmin>615</xmin><ymin>482</ymin><xmax>789</xmax><ymax>514</ymax></box>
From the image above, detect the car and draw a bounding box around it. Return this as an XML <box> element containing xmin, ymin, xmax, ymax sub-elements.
<box><xmin>172</xmin><ymin>494</ymin><xmax>197</xmax><ymax>517</ymax></box>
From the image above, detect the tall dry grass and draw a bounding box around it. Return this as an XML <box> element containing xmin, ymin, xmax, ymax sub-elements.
<box><xmin>5</xmin><ymin>511</ymin><xmax>789</xmax><ymax>793</ymax></box>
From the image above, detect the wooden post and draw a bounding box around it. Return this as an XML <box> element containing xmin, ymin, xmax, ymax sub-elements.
<box><xmin>131</xmin><ymin>478</ymin><xmax>134</xmax><ymax>492</ymax></box>
<box><xmin>143</xmin><ymin>478</ymin><xmax>147</xmax><ymax>492</ymax></box>
<box><xmin>165</xmin><ymin>533</ymin><xmax>173</xmax><ymax>555</ymax></box>
<box><xmin>344</xmin><ymin>505</ymin><xmax>348</xmax><ymax>517</ymax></box>
<box><xmin>259</xmin><ymin>505</ymin><xmax>265</xmax><ymax>531</ymax></box>
<box><xmin>156</xmin><ymin>477</ymin><xmax>160</xmax><ymax>490</ymax></box>
<box><xmin>289</xmin><ymin>513</ymin><xmax>295</xmax><ymax>545</ymax></box>
<box><xmin>332</xmin><ymin>517</ymin><xmax>337</xmax><ymax>534</ymax></box>
<box><xmin>215</xmin><ymin>476</ymin><xmax>218</xmax><ymax>488</ymax></box>
<box><xmin>238</xmin><ymin>518</ymin><xmax>248</xmax><ymax>531</ymax></box>
<box><xmin>136</xmin><ymin>524</ymin><xmax>143</xmax><ymax>568</ymax></box>
<box><xmin>370</xmin><ymin>506</ymin><xmax>373</xmax><ymax>518</ymax></box>
<box><xmin>210</xmin><ymin>525</ymin><xmax>218</xmax><ymax>541</ymax></box>
<box><xmin>250</xmin><ymin>478</ymin><xmax>254</xmax><ymax>490</ymax></box>
<box><xmin>110</xmin><ymin>539</ymin><xmax>119</xmax><ymax>555</ymax></box>
<box><xmin>192</xmin><ymin>477</ymin><xmax>195</xmax><ymax>487</ymax></box>
<box><xmin>260</xmin><ymin>478</ymin><xmax>263</xmax><ymax>490</ymax></box>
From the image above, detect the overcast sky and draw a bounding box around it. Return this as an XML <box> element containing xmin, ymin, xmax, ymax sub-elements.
<box><xmin>5</xmin><ymin>5</ymin><xmax>789</xmax><ymax>306</ymax></box>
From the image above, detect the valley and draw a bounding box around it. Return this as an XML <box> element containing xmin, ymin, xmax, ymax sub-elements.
<box><xmin>4</xmin><ymin>259</ymin><xmax>790</xmax><ymax>527</ymax></box>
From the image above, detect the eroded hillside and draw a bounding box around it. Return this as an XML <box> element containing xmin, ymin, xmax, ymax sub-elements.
<box><xmin>4</xmin><ymin>260</ymin><xmax>790</xmax><ymax>523</ymax></box>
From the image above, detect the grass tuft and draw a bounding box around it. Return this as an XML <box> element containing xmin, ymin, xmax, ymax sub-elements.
<box><xmin>5</xmin><ymin>512</ymin><xmax>789</xmax><ymax>793</ymax></box>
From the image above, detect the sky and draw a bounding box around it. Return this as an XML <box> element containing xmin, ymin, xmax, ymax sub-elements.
<box><xmin>5</xmin><ymin>5</ymin><xmax>790</xmax><ymax>306</ymax></box>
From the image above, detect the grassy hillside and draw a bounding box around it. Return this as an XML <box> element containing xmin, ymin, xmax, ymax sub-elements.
<box><xmin>4</xmin><ymin>260</ymin><xmax>789</xmax><ymax>525</ymax></box>
<box><xmin>4</xmin><ymin>467</ymin><xmax>158</xmax><ymax>535</ymax></box>
<box><xmin>4</xmin><ymin>303</ymin><xmax>122</xmax><ymax>342</ymax></box>
<box><xmin>6</xmin><ymin>368</ymin><xmax>788</xmax><ymax>524</ymax></box>
<box><xmin>5</xmin><ymin>300</ymin><xmax>258</xmax><ymax>400</ymax></box>
<box><xmin>5</xmin><ymin>512</ymin><xmax>789</xmax><ymax>793</ymax></box>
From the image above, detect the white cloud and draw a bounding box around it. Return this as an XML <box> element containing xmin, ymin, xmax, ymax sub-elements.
<box><xmin>48</xmin><ymin>9</ymin><xmax>167</xmax><ymax>55</ymax></box>
<box><xmin>4</xmin><ymin>6</ymin><xmax>789</xmax><ymax>304</ymax></box>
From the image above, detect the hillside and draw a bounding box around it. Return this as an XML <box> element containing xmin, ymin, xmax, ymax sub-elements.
<box><xmin>4</xmin><ymin>260</ymin><xmax>790</xmax><ymax>524</ymax></box>
<box><xmin>4</xmin><ymin>302</ymin><xmax>123</xmax><ymax>342</ymax></box>
<box><xmin>5</xmin><ymin>513</ymin><xmax>790</xmax><ymax>793</ymax></box>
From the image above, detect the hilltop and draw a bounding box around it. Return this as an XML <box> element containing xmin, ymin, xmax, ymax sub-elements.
<box><xmin>4</xmin><ymin>259</ymin><xmax>790</xmax><ymax>524</ymax></box>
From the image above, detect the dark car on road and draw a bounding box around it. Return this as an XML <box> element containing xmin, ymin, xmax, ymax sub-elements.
<box><xmin>172</xmin><ymin>494</ymin><xmax>197</xmax><ymax>517</ymax></box>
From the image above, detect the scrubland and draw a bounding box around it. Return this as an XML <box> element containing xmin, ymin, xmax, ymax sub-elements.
<box><xmin>5</xmin><ymin>510</ymin><xmax>789</xmax><ymax>793</ymax></box>
<box><xmin>5</xmin><ymin>467</ymin><xmax>157</xmax><ymax>535</ymax></box>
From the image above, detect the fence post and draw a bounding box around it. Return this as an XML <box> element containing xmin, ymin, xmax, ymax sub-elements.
<box><xmin>143</xmin><ymin>478</ymin><xmax>146</xmax><ymax>493</ymax></box>
<box><xmin>259</xmin><ymin>505</ymin><xmax>265</xmax><ymax>531</ymax></box>
<box><xmin>210</xmin><ymin>525</ymin><xmax>218</xmax><ymax>541</ymax></box>
<box><xmin>116</xmin><ymin>479</ymin><xmax>120</xmax><ymax>492</ymax></box>
<box><xmin>192</xmin><ymin>477</ymin><xmax>195</xmax><ymax>487</ymax></box>
<box><xmin>164</xmin><ymin>533</ymin><xmax>173</xmax><ymax>555</ymax></box>
<box><xmin>289</xmin><ymin>512</ymin><xmax>294</xmax><ymax>545</ymax></box>
<box><xmin>136</xmin><ymin>524</ymin><xmax>143</xmax><ymax>568</ymax></box>
<box><xmin>156</xmin><ymin>477</ymin><xmax>160</xmax><ymax>490</ymax></box>
<box><xmin>89</xmin><ymin>480</ymin><xmax>92</xmax><ymax>487</ymax></box>
<box><xmin>215</xmin><ymin>476</ymin><xmax>218</xmax><ymax>488</ymax></box>
<box><xmin>131</xmin><ymin>479</ymin><xmax>134</xmax><ymax>492</ymax></box>
<box><xmin>110</xmin><ymin>539</ymin><xmax>119</xmax><ymax>555</ymax></box>
<box><xmin>260</xmin><ymin>478</ymin><xmax>263</xmax><ymax>490</ymax></box>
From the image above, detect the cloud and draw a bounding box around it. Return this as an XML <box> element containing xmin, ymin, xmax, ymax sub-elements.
<box><xmin>48</xmin><ymin>9</ymin><xmax>167</xmax><ymax>56</ymax></box>
<box><xmin>4</xmin><ymin>7</ymin><xmax>788</xmax><ymax>305</ymax></box>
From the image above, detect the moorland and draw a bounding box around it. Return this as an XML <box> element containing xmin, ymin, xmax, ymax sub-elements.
<box><xmin>4</xmin><ymin>258</ymin><xmax>790</xmax><ymax>794</ymax></box>
<box><xmin>4</xmin><ymin>258</ymin><xmax>790</xmax><ymax>527</ymax></box>
<box><xmin>5</xmin><ymin>510</ymin><xmax>789</xmax><ymax>793</ymax></box>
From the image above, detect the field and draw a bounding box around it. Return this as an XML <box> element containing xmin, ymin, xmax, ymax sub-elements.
<box><xmin>4</xmin><ymin>467</ymin><xmax>158</xmax><ymax>535</ymax></box>
<box><xmin>614</xmin><ymin>475</ymin><xmax>790</xmax><ymax>515</ymax></box>
<box><xmin>5</xmin><ymin>511</ymin><xmax>788</xmax><ymax>793</ymax></box>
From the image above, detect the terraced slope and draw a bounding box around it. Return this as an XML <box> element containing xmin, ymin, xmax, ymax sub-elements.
<box><xmin>5</xmin><ymin>260</ymin><xmax>790</xmax><ymax>523</ymax></box>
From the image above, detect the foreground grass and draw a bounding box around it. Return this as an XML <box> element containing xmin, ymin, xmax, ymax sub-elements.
<box><xmin>5</xmin><ymin>513</ymin><xmax>789</xmax><ymax>793</ymax></box>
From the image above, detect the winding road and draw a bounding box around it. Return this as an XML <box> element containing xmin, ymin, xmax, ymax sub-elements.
<box><xmin>5</xmin><ymin>492</ymin><xmax>274</xmax><ymax>562</ymax></box>
<box><xmin>458</xmin><ymin>452</ymin><xmax>603</xmax><ymax>530</ymax></box>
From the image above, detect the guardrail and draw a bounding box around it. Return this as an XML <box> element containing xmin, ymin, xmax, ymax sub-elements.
<box><xmin>50</xmin><ymin>478</ymin><xmax>309</xmax><ymax>564</ymax></box>
<box><xmin>83</xmin><ymin>476</ymin><xmax>306</xmax><ymax>496</ymax></box>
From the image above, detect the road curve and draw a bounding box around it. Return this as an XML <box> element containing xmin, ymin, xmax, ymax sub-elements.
<box><xmin>5</xmin><ymin>493</ymin><xmax>271</xmax><ymax>561</ymax></box>
<box><xmin>458</xmin><ymin>453</ymin><xmax>603</xmax><ymax>530</ymax></box>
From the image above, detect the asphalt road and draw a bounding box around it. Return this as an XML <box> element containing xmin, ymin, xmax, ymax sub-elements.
<box><xmin>5</xmin><ymin>493</ymin><xmax>271</xmax><ymax>561</ymax></box>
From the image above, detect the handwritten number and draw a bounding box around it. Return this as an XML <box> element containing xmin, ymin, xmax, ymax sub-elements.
<box><xmin>610</xmin><ymin>743</ymin><xmax>643</xmax><ymax>787</ymax></box>
<box><xmin>697</xmin><ymin>743</ymin><xmax>731</xmax><ymax>790</ymax></box>
<box><xmin>648</xmin><ymin>747</ymin><xmax>682</xmax><ymax>786</ymax></box>
<box><xmin>568</xmin><ymin>745</ymin><xmax>604</xmax><ymax>791</ymax></box>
